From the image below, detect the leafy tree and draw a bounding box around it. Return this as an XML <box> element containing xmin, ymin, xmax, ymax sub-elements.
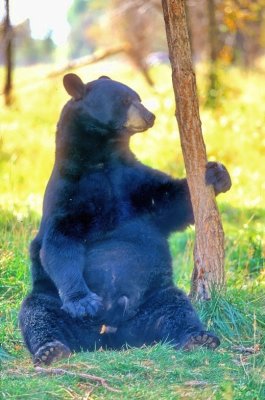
<box><xmin>68</xmin><ymin>0</ymin><xmax>90</xmax><ymax>25</ymax></box>
<box><xmin>67</xmin><ymin>0</ymin><xmax>96</xmax><ymax>59</ymax></box>
<box><xmin>217</xmin><ymin>0</ymin><xmax>265</xmax><ymax>66</ymax></box>
<box><xmin>14</xmin><ymin>24</ymin><xmax>56</xmax><ymax>66</ymax></box>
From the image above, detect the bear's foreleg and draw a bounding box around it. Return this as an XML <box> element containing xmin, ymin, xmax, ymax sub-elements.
<box><xmin>40</xmin><ymin>232</ymin><xmax>102</xmax><ymax>318</ymax></box>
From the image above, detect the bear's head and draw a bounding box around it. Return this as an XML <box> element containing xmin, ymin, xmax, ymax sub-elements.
<box><xmin>62</xmin><ymin>73</ymin><xmax>155</xmax><ymax>137</ymax></box>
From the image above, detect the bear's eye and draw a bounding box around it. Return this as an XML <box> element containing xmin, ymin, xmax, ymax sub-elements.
<box><xmin>122</xmin><ymin>98</ymin><xmax>131</xmax><ymax>106</ymax></box>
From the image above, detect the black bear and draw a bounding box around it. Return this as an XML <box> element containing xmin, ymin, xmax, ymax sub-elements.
<box><xmin>19</xmin><ymin>73</ymin><xmax>231</xmax><ymax>365</ymax></box>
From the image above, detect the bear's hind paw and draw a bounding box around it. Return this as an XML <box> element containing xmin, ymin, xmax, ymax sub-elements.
<box><xmin>183</xmin><ymin>331</ymin><xmax>220</xmax><ymax>351</ymax></box>
<box><xmin>33</xmin><ymin>340</ymin><xmax>71</xmax><ymax>366</ymax></box>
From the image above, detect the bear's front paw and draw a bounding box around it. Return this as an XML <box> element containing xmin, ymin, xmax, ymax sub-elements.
<box><xmin>62</xmin><ymin>292</ymin><xmax>103</xmax><ymax>318</ymax></box>
<box><xmin>206</xmin><ymin>162</ymin><xmax>232</xmax><ymax>195</ymax></box>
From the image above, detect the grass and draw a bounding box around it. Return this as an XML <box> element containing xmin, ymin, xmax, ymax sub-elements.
<box><xmin>0</xmin><ymin>59</ymin><xmax>264</xmax><ymax>399</ymax></box>
<box><xmin>1</xmin><ymin>344</ymin><xmax>264</xmax><ymax>399</ymax></box>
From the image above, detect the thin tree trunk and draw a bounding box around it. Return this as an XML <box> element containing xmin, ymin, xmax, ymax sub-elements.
<box><xmin>161</xmin><ymin>0</ymin><xmax>225</xmax><ymax>300</ymax></box>
<box><xmin>3</xmin><ymin>0</ymin><xmax>13</xmax><ymax>106</ymax></box>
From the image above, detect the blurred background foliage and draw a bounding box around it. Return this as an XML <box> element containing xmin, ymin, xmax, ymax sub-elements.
<box><xmin>1</xmin><ymin>0</ymin><xmax>265</xmax><ymax>69</ymax></box>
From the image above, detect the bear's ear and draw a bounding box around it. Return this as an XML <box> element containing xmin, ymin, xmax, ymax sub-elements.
<box><xmin>98</xmin><ymin>76</ymin><xmax>111</xmax><ymax>80</ymax></box>
<box><xmin>63</xmin><ymin>73</ymin><xmax>86</xmax><ymax>100</ymax></box>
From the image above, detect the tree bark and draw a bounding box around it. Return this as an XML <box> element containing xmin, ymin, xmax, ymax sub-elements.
<box><xmin>161</xmin><ymin>0</ymin><xmax>225</xmax><ymax>299</ymax></box>
<box><xmin>3</xmin><ymin>0</ymin><xmax>13</xmax><ymax>106</ymax></box>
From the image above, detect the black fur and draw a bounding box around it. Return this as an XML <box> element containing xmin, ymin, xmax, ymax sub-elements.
<box><xmin>19</xmin><ymin>75</ymin><xmax>231</xmax><ymax>364</ymax></box>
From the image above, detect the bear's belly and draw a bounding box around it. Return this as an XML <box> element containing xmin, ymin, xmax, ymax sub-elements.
<box><xmin>83</xmin><ymin>221</ymin><xmax>172</xmax><ymax>324</ymax></box>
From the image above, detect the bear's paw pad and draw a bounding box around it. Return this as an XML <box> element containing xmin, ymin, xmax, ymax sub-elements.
<box><xmin>33</xmin><ymin>340</ymin><xmax>71</xmax><ymax>366</ymax></box>
<box><xmin>183</xmin><ymin>331</ymin><xmax>220</xmax><ymax>351</ymax></box>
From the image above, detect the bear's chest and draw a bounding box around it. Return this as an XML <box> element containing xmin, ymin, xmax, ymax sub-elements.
<box><xmin>77</xmin><ymin>168</ymin><xmax>132</xmax><ymax>224</ymax></box>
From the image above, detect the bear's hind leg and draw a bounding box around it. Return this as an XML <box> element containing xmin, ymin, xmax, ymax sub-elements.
<box><xmin>108</xmin><ymin>287</ymin><xmax>220</xmax><ymax>350</ymax></box>
<box><xmin>143</xmin><ymin>287</ymin><xmax>220</xmax><ymax>350</ymax></box>
<box><xmin>19</xmin><ymin>292</ymin><xmax>103</xmax><ymax>365</ymax></box>
<box><xmin>19</xmin><ymin>293</ymin><xmax>73</xmax><ymax>365</ymax></box>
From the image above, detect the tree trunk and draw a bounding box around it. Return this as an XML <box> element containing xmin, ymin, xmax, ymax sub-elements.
<box><xmin>161</xmin><ymin>0</ymin><xmax>225</xmax><ymax>300</ymax></box>
<box><xmin>3</xmin><ymin>0</ymin><xmax>13</xmax><ymax>106</ymax></box>
<box><xmin>184</xmin><ymin>1</ymin><xmax>194</xmax><ymax>61</ymax></box>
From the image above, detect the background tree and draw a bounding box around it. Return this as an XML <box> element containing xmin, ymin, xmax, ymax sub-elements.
<box><xmin>110</xmin><ymin>0</ymin><xmax>158</xmax><ymax>86</ymax></box>
<box><xmin>15</xmin><ymin>25</ymin><xmax>56</xmax><ymax>65</ymax></box>
<box><xmin>67</xmin><ymin>0</ymin><xmax>96</xmax><ymax>59</ymax></box>
<box><xmin>205</xmin><ymin>0</ymin><xmax>220</xmax><ymax>107</ymax></box>
<box><xmin>162</xmin><ymin>0</ymin><xmax>226</xmax><ymax>299</ymax></box>
<box><xmin>2</xmin><ymin>0</ymin><xmax>13</xmax><ymax>106</ymax></box>
<box><xmin>217</xmin><ymin>0</ymin><xmax>265</xmax><ymax>67</ymax></box>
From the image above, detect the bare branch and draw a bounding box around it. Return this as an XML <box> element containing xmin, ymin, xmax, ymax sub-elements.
<box><xmin>34</xmin><ymin>366</ymin><xmax>121</xmax><ymax>393</ymax></box>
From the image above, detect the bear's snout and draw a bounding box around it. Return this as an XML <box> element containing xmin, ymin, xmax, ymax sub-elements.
<box><xmin>144</xmin><ymin>108</ymin><xmax>156</xmax><ymax>127</ymax></box>
<box><xmin>124</xmin><ymin>101</ymin><xmax>155</xmax><ymax>133</ymax></box>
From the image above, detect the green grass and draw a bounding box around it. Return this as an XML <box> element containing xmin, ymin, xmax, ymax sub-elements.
<box><xmin>1</xmin><ymin>344</ymin><xmax>264</xmax><ymax>399</ymax></box>
<box><xmin>0</xmin><ymin>59</ymin><xmax>264</xmax><ymax>399</ymax></box>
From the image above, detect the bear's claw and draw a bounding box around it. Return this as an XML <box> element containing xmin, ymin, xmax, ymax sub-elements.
<box><xmin>33</xmin><ymin>340</ymin><xmax>71</xmax><ymax>366</ymax></box>
<box><xmin>183</xmin><ymin>331</ymin><xmax>220</xmax><ymax>351</ymax></box>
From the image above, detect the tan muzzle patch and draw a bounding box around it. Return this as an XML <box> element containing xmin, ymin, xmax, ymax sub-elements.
<box><xmin>124</xmin><ymin>101</ymin><xmax>154</xmax><ymax>133</ymax></box>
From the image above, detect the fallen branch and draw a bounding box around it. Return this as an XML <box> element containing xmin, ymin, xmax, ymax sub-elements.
<box><xmin>231</xmin><ymin>344</ymin><xmax>261</xmax><ymax>355</ymax></box>
<box><xmin>183</xmin><ymin>380</ymin><xmax>211</xmax><ymax>387</ymax></box>
<box><xmin>34</xmin><ymin>366</ymin><xmax>121</xmax><ymax>393</ymax></box>
<box><xmin>47</xmin><ymin>44</ymin><xmax>129</xmax><ymax>78</ymax></box>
